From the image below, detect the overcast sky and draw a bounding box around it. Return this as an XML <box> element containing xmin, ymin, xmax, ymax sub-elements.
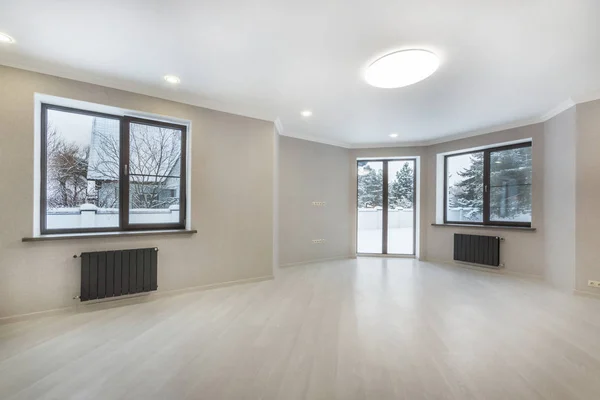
<box><xmin>48</xmin><ymin>109</ymin><xmax>94</xmax><ymax>147</ymax></box>
<box><xmin>359</xmin><ymin>160</ymin><xmax>414</xmax><ymax>179</ymax></box>
<box><xmin>446</xmin><ymin>153</ymin><xmax>474</xmax><ymax>186</ymax></box>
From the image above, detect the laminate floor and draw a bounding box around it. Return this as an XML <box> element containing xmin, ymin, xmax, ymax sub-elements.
<box><xmin>1</xmin><ymin>258</ymin><xmax>599</xmax><ymax>400</ymax></box>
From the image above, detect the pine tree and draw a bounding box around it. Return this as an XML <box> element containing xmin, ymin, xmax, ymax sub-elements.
<box><xmin>357</xmin><ymin>163</ymin><xmax>383</xmax><ymax>208</ymax></box>
<box><xmin>448</xmin><ymin>148</ymin><xmax>531</xmax><ymax>220</ymax></box>
<box><xmin>389</xmin><ymin>162</ymin><xmax>414</xmax><ymax>209</ymax></box>
<box><xmin>489</xmin><ymin>147</ymin><xmax>532</xmax><ymax>219</ymax></box>
<box><xmin>449</xmin><ymin>152</ymin><xmax>484</xmax><ymax>219</ymax></box>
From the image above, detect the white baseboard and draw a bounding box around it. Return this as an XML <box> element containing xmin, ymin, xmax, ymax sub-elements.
<box><xmin>357</xmin><ymin>254</ymin><xmax>416</xmax><ymax>259</ymax></box>
<box><xmin>0</xmin><ymin>275</ymin><xmax>274</xmax><ymax>325</ymax></box>
<box><xmin>279</xmin><ymin>255</ymin><xmax>352</xmax><ymax>268</ymax></box>
<box><xmin>0</xmin><ymin>307</ymin><xmax>74</xmax><ymax>325</ymax></box>
<box><xmin>423</xmin><ymin>258</ymin><xmax>544</xmax><ymax>280</ymax></box>
<box><xmin>573</xmin><ymin>289</ymin><xmax>600</xmax><ymax>299</ymax></box>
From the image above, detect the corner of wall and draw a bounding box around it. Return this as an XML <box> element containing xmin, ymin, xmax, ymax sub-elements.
<box><xmin>542</xmin><ymin>106</ymin><xmax>577</xmax><ymax>292</ymax></box>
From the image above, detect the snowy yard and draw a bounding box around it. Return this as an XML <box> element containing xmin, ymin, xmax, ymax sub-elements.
<box><xmin>357</xmin><ymin>209</ymin><xmax>414</xmax><ymax>254</ymax></box>
<box><xmin>357</xmin><ymin>227</ymin><xmax>414</xmax><ymax>254</ymax></box>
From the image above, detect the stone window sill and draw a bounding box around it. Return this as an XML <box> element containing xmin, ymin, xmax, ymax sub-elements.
<box><xmin>22</xmin><ymin>229</ymin><xmax>197</xmax><ymax>242</ymax></box>
<box><xmin>431</xmin><ymin>223</ymin><xmax>536</xmax><ymax>231</ymax></box>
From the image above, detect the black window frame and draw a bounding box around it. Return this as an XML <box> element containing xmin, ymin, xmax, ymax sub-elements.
<box><xmin>40</xmin><ymin>104</ymin><xmax>187</xmax><ymax>235</ymax></box>
<box><xmin>443</xmin><ymin>142</ymin><xmax>532</xmax><ymax>228</ymax></box>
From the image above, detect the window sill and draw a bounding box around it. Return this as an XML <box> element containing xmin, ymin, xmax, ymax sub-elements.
<box><xmin>22</xmin><ymin>229</ymin><xmax>198</xmax><ymax>242</ymax></box>
<box><xmin>431</xmin><ymin>223</ymin><xmax>536</xmax><ymax>232</ymax></box>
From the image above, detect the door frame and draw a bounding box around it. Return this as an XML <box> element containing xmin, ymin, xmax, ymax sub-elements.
<box><xmin>356</xmin><ymin>158</ymin><xmax>417</xmax><ymax>256</ymax></box>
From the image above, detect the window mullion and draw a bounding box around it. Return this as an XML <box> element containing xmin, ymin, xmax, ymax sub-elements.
<box><xmin>483</xmin><ymin>149</ymin><xmax>491</xmax><ymax>225</ymax></box>
<box><xmin>443</xmin><ymin>155</ymin><xmax>448</xmax><ymax>224</ymax></box>
<box><xmin>120</xmin><ymin>117</ymin><xmax>130</xmax><ymax>231</ymax></box>
<box><xmin>40</xmin><ymin>105</ymin><xmax>49</xmax><ymax>234</ymax></box>
<box><xmin>382</xmin><ymin>160</ymin><xmax>389</xmax><ymax>254</ymax></box>
<box><xmin>179</xmin><ymin>125</ymin><xmax>187</xmax><ymax>228</ymax></box>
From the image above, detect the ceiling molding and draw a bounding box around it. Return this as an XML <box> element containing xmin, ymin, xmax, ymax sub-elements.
<box><xmin>275</xmin><ymin>117</ymin><xmax>351</xmax><ymax>147</ymax></box>
<box><xmin>330</xmin><ymin>95</ymin><xmax>599</xmax><ymax>149</ymax></box>
<box><xmin>539</xmin><ymin>98</ymin><xmax>576</xmax><ymax>122</ymax></box>
<box><xmin>278</xmin><ymin>130</ymin><xmax>352</xmax><ymax>149</ymax></box>
<box><xmin>572</xmin><ymin>91</ymin><xmax>600</xmax><ymax>105</ymax></box>
<box><xmin>348</xmin><ymin>116</ymin><xmax>541</xmax><ymax>148</ymax></box>
<box><xmin>274</xmin><ymin>118</ymin><xmax>285</xmax><ymax>135</ymax></box>
<box><xmin>0</xmin><ymin>60</ymin><xmax>275</xmax><ymax>124</ymax></box>
<box><xmin>411</xmin><ymin>116</ymin><xmax>544</xmax><ymax>147</ymax></box>
<box><xmin>5</xmin><ymin>60</ymin><xmax>599</xmax><ymax>150</ymax></box>
<box><xmin>348</xmin><ymin>139</ymin><xmax>435</xmax><ymax>149</ymax></box>
<box><xmin>276</xmin><ymin>95</ymin><xmax>599</xmax><ymax>149</ymax></box>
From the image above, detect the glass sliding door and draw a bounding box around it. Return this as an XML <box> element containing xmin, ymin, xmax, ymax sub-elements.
<box><xmin>387</xmin><ymin>160</ymin><xmax>416</xmax><ymax>254</ymax></box>
<box><xmin>357</xmin><ymin>161</ymin><xmax>383</xmax><ymax>253</ymax></box>
<box><xmin>357</xmin><ymin>159</ymin><xmax>416</xmax><ymax>255</ymax></box>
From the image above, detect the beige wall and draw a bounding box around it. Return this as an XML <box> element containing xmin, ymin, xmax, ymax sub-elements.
<box><xmin>424</xmin><ymin>124</ymin><xmax>545</xmax><ymax>277</ymax></box>
<box><xmin>278</xmin><ymin>136</ymin><xmax>353</xmax><ymax>266</ymax></box>
<box><xmin>575</xmin><ymin>100</ymin><xmax>600</xmax><ymax>294</ymax></box>
<box><xmin>543</xmin><ymin>108</ymin><xmax>577</xmax><ymax>290</ymax></box>
<box><xmin>0</xmin><ymin>66</ymin><xmax>275</xmax><ymax>319</ymax></box>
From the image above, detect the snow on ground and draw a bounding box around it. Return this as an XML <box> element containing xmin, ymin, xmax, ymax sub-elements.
<box><xmin>357</xmin><ymin>227</ymin><xmax>414</xmax><ymax>254</ymax></box>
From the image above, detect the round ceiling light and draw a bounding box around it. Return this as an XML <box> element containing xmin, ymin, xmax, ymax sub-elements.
<box><xmin>0</xmin><ymin>32</ymin><xmax>15</xmax><ymax>43</ymax></box>
<box><xmin>389</xmin><ymin>133</ymin><xmax>399</xmax><ymax>138</ymax></box>
<box><xmin>365</xmin><ymin>49</ymin><xmax>439</xmax><ymax>89</ymax></box>
<box><xmin>164</xmin><ymin>75</ymin><xmax>181</xmax><ymax>84</ymax></box>
<box><xmin>301</xmin><ymin>110</ymin><xmax>312</xmax><ymax>117</ymax></box>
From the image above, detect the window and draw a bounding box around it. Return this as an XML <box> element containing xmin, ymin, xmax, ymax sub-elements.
<box><xmin>41</xmin><ymin>104</ymin><xmax>187</xmax><ymax>234</ymax></box>
<box><xmin>444</xmin><ymin>142</ymin><xmax>532</xmax><ymax>227</ymax></box>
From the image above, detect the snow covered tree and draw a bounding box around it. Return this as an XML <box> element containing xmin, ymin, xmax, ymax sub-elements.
<box><xmin>448</xmin><ymin>148</ymin><xmax>531</xmax><ymax>220</ymax></box>
<box><xmin>389</xmin><ymin>162</ymin><xmax>414</xmax><ymax>209</ymax></box>
<box><xmin>448</xmin><ymin>152</ymin><xmax>484</xmax><ymax>218</ymax></box>
<box><xmin>128</xmin><ymin>124</ymin><xmax>181</xmax><ymax>209</ymax></box>
<box><xmin>357</xmin><ymin>162</ymin><xmax>383</xmax><ymax>208</ymax></box>
<box><xmin>46</xmin><ymin>117</ymin><xmax>181</xmax><ymax>210</ymax></box>
<box><xmin>87</xmin><ymin>120</ymin><xmax>181</xmax><ymax>209</ymax></box>
<box><xmin>46</xmin><ymin>126</ymin><xmax>90</xmax><ymax>208</ymax></box>
<box><xmin>489</xmin><ymin>147</ymin><xmax>532</xmax><ymax>219</ymax></box>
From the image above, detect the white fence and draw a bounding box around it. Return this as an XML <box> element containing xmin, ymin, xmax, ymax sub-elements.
<box><xmin>358</xmin><ymin>208</ymin><xmax>414</xmax><ymax>230</ymax></box>
<box><xmin>47</xmin><ymin>204</ymin><xmax>180</xmax><ymax>229</ymax></box>
<box><xmin>446</xmin><ymin>207</ymin><xmax>480</xmax><ymax>222</ymax></box>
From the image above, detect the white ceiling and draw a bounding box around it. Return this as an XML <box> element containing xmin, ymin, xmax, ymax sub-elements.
<box><xmin>1</xmin><ymin>0</ymin><xmax>599</xmax><ymax>147</ymax></box>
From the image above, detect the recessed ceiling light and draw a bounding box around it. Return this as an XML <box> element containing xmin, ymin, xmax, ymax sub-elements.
<box><xmin>0</xmin><ymin>32</ymin><xmax>15</xmax><ymax>44</ymax></box>
<box><xmin>164</xmin><ymin>75</ymin><xmax>181</xmax><ymax>84</ymax></box>
<box><xmin>301</xmin><ymin>110</ymin><xmax>312</xmax><ymax>117</ymax></box>
<box><xmin>365</xmin><ymin>49</ymin><xmax>440</xmax><ymax>89</ymax></box>
<box><xmin>389</xmin><ymin>133</ymin><xmax>399</xmax><ymax>138</ymax></box>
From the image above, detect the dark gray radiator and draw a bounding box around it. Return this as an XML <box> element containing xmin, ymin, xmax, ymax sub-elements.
<box><xmin>80</xmin><ymin>248</ymin><xmax>158</xmax><ymax>301</ymax></box>
<box><xmin>453</xmin><ymin>234</ymin><xmax>500</xmax><ymax>267</ymax></box>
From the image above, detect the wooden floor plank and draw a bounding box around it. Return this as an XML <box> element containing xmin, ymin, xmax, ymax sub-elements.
<box><xmin>1</xmin><ymin>258</ymin><xmax>599</xmax><ymax>400</ymax></box>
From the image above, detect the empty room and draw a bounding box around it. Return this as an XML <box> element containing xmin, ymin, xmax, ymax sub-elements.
<box><xmin>1</xmin><ymin>1</ymin><xmax>599</xmax><ymax>399</ymax></box>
